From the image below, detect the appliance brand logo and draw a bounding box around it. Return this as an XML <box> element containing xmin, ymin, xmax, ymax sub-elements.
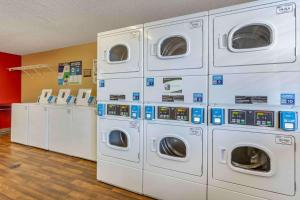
<box><xmin>276</xmin><ymin>4</ymin><xmax>294</xmax><ymax>14</ymax></box>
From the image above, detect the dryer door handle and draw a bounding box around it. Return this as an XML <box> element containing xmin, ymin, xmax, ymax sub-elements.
<box><xmin>150</xmin><ymin>44</ymin><xmax>158</xmax><ymax>56</ymax></box>
<box><xmin>219</xmin><ymin>147</ymin><xmax>227</xmax><ymax>164</ymax></box>
<box><xmin>103</xmin><ymin>50</ymin><xmax>108</xmax><ymax>61</ymax></box>
<box><xmin>218</xmin><ymin>34</ymin><xmax>228</xmax><ymax>49</ymax></box>
<box><xmin>151</xmin><ymin>138</ymin><xmax>157</xmax><ymax>152</ymax></box>
<box><xmin>101</xmin><ymin>133</ymin><xmax>107</xmax><ymax>143</ymax></box>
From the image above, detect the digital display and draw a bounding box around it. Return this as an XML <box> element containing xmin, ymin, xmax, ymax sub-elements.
<box><xmin>228</xmin><ymin>109</ymin><xmax>274</xmax><ymax>127</ymax></box>
<box><xmin>107</xmin><ymin>104</ymin><xmax>129</xmax><ymax>117</ymax></box>
<box><xmin>158</xmin><ymin>106</ymin><xmax>189</xmax><ymax>121</ymax></box>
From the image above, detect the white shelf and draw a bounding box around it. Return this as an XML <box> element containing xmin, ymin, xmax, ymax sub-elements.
<box><xmin>8</xmin><ymin>64</ymin><xmax>53</xmax><ymax>77</ymax></box>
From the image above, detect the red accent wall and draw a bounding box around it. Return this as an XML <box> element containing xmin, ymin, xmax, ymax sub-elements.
<box><xmin>0</xmin><ymin>52</ymin><xmax>21</xmax><ymax>129</ymax></box>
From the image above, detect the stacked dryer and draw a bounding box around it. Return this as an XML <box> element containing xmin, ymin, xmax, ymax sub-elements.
<box><xmin>208</xmin><ymin>1</ymin><xmax>300</xmax><ymax>200</ymax></box>
<box><xmin>143</xmin><ymin>12</ymin><xmax>208</xmax><ymax>200</ymax></box>
<box><xmin>96</xmin><ymin>25</ymin><xmax>144</xmax><ymax>193</ymax></box>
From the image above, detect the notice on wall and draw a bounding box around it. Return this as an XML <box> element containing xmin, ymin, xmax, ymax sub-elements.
<box><xmin>58</xmin><ymin>61</ymin><xmax>82</xmax><ymax>85</ymax></box>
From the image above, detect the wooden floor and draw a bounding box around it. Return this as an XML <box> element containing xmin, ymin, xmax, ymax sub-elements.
<box><xmin>0</xmin><ymin>134</ymin><xmax>153</xmax><ymax>200</ymax></box>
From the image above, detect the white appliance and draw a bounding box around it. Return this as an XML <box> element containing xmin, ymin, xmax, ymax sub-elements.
<box><xmin>56</xmin><ymin>89</ymin><xmax>71</xmax><ymax>105</ymax></box>
<box><xmin>28</xmin><ymin>104</ymin><xmax>48</xmax><ymax>149</ymax></box>
<box><xmin>97</xmin><ymin>77</ymin><xmax>143</xmax><ymax>193</ymax></box>
<box><xmin>48</xmin><ymin>105</ymin><xmax>73</xmax><ymax>155</ymax></box>
<box><xmin>97</xmin><ymin>25</ymin><xmax>143</xmax><ymax>79</ymax></box>
<box><xmin>11</xmin><ymin>103</ymin><xmax>29</xmax><ymax>145</ymax></box>
<box><xmin>208</xmin><ymin>105</ymin><xmax>300</xmax><ymax>200</ymax></box>
<box><xmin>38</xmin><ymin>89</ymin><xmax>53</xmax><ymax>104</ymax></box>
<box><xmin>143</xmin><ymin>75</ymin><xmax>207</xmax><ymax>200</ymax></box>
<box><xmin>209</xmin><ymin>0</ymin><xmax>299</xmax><ymax>74</ymax></box>
<box><xmin>76</xmin><ymin>89</ymin><xmax>94</xmax><ymax>106</ymax></box>
<box><xmin>72</xmin><ymin>106</ymin><xmax>97</xmax><ymax>161</ymax></box>
<box><xmin>144</xmin><ymin>12</ymin><xmax>208</xmax><ymax>77</ymax></box>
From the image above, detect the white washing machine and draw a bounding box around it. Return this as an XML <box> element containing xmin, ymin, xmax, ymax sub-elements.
<box><xmin>208</xmin><ymin>105</ymin><xmax>300</xmax><ymax>200</ymax></box>
<box><xmin>144</xmin><ymin>11</ymin><xmax>208</xmax><ymax>77</ymax></box>
<box><xmin>97</xmin><ymin>77</ymin><xmax>143</xmax><ymax>193</ymax></box>
<box><xmin>209</xmin><ymin>0</ymin><xmax>299</xmax><ymax>74</ymax></box>
<box><xmin>143</xmin><ymin>74</ymin><xmax>207</xmax><ymax>200</ymax></box>
<box><xmin>11</xmin><ymin>103</ymin><xmax>29</xmax><ymax>145</ymax></box>
<box><xmin>97</xmin><ymin>25</ymin><xmax>143</xmax><ymax>79</ymax></box>
<box><xmin>28</xmin><ymin>104</ymin><xmax>48</xmax><ymax>150</ymax></box>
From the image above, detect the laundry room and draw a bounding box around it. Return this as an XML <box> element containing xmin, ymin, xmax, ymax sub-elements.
<box><xmin>0</xmin><ymin>0</ymin><xmax>298</xmax><ymax>199</ymax></box>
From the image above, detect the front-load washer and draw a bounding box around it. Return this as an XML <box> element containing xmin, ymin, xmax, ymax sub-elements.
<box><xmin>97</xmin><ymin>25</ymin><xmax>143</xmax><ymax>79</ymax></box>
<box><xmin>209</xmin><ymin>0</ymin><xmax>299</xmax><ymax>74</ymax></box>
<box><xmin>143</xmin><ymin>74</ymin><xmax>207</xmax><ymax>200</ymax></box>
<box><xmin>97</xmin><ymin>77</ymin><xmax>143</xmax><ymax>193</ymax></box>
<box><xmin>144</xmin><ymin>11</ymin><xmax>208</xmax><ymax>77</ymax></box>
<box><xmin>208</xmin><ymin>105</ymin><xmax>300</xmax><ymax>200</ymax></box>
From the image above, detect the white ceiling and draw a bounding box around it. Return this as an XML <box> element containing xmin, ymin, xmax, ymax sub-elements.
<box><xmin>0</xmin><ymin>0</ymin><xmax>253</xmax><ymax>55</ymax></box>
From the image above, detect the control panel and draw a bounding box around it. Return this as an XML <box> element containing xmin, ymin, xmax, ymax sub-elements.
<box><xmin>157</xmin><ymin>106</ymin><xmax>189</xmax><ymax>121</ymax></box>
<box><xmin>107</xmin><ymin>104</ymin><xmax>130</xmax><ymax>117</ymax></box>
<box><xmin>211</xmin><ymin>108</ymin><xmax>225</xmax><ymax>125</ymax></box>
<box><xmin>228</xmin><ymin>109</ymin><xmax>274</xmax><ymax>127</ymax></box>
<box><xmin>279</xmin><ymin>111</ymin><xmax>298</xmax><ymax>131</ymax></box>
<box><xmin>131</xmin><ymin>105</ymin><xmax>141</xmax><ymax>119</ymax></box>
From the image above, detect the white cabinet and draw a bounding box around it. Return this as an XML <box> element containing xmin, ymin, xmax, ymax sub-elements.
<box><xmin>28</xmin><ymin>104</ymin><xmax>48</xmax><ymax>149</ymax></box>
<box><xmin>48</xmin><ymin>106</ymin><xmax>73</xmax><ymax>155</ymax></box>
<box><xmin>72</xmin><ymin>106</ymin><xmax>97</xmax><ymax>161</ymax></box>
<box><xmin>11</xmin><ymin>104</ymin><xmax>29</xmax><ymax>145</ymax></box>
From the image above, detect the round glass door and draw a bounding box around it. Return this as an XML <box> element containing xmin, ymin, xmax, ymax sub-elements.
<box><xmin>230</xmin><ymin>24</ymin><xmax>272</xmax><ymax>50</ymax></box>
<box><xmin>108</xmin><ymin>130</ymin><xmax>128</xmax><ymax>148</ymax></box>
<box><xmin>108</xmin><ymin>44</ymin><xmax>128</xmax><ymax>62</ymax></box>
<box><xmin>159</xmin><ymin>137</ymin><xmax>186</xmax><ymax>158</ymax></box>
<box><xmin>160</xmin><ymin>36</ymin><xmax>188</xmax><ymax>58</ymax></box>
<box><xmin>231</xmin><ymin>146</ymin><xmax>270</xmax><ymax>172</ymax></box>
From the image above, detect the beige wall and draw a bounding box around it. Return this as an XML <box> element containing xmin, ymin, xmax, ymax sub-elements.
<box><xmin>21</xmin><ymin>42</ymin><xmax>97</xmax><ymax>103</ymax></box>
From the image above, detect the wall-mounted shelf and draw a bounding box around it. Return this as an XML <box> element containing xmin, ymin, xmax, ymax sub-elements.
<box><xmin>8</xmin><ymin>64</ymin><xmax>53</xmax><ymax>77</ymax></box>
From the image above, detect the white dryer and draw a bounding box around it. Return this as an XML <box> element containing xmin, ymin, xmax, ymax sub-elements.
<box><xmin>144</xmin><ymin>11</ymin><xmax>208</xmax><ymax>77</ymax></box>
<box><xmin>143</xmin><ymin>72</ymin><xmax>207</xmax><ymax>199</ymax></box>
<box><xmin>143</xmin><ymin>104</ymin><xmax>207</xmax><ymax>200</ymax></box>
<box><xmin>208</xmin><ymin>105</ymin><xmax>300</xmax><ymax>200</ymax></box>
<box><xmin>209</xmin><ymin>0</ymin><xmax>299</xmax><ymax>74</ymax></box>
<box><xmin>97</xmin><ymin>25</ymin><xmax>143</xmax><ymax>79</ymax></box>
<box><xmin>97</xmin><ymin>77</ymin><xmax>143</xmax><ymax>193</ymax></box>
